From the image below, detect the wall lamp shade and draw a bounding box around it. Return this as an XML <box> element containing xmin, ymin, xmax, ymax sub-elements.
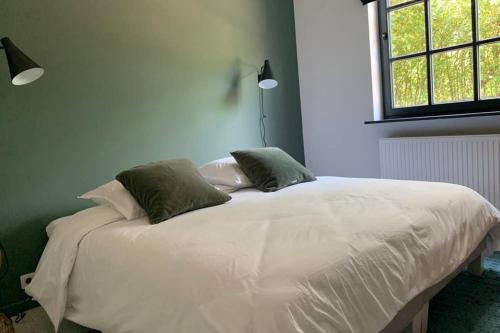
<box><xmin>1</xmin><ymin>37</ymin><xmax>44</xmax><ymax>85</ymax></box>
<box><xmin>258</xmin><ymin>60</ymin><xmax>278</xmax><ymax>90</ymax></box>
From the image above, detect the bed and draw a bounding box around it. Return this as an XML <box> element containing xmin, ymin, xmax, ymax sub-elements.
<box><xmin>27</xmin><ymin>177</ymin><xmax>500</xmax><ymax>333</ymax></box>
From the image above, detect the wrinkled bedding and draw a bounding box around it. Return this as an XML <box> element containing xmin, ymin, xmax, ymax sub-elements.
<box><xmin>27</xmin><ymin>177</ymin><xmax>500</xmax><ymax>333</ymax></box>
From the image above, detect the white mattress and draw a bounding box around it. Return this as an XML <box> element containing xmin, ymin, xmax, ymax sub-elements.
<box><xmin>27</xmin><ymin>177</ymin><xmax>500</xmax><ymax>333</ymax></box>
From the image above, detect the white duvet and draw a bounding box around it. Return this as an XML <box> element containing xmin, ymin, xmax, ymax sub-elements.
<box><xmin>27</xmin><ymin>177</ymin><xmax>500</xmax><ymax>333</ymax></box>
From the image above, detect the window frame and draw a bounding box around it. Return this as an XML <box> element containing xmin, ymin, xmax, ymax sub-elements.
<box><xmin>378</xmin><ymin>0</ymin><xmax>500</xmax><ymax>119</ymax></box>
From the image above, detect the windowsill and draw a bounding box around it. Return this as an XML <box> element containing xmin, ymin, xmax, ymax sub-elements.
<box><xmin>364</xmin><ymin>110</ymin><xmax>500</xmax><ymax>124</ymax></box>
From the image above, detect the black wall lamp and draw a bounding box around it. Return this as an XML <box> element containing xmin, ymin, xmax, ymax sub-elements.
<box><xmin>258</xmin><ymin>60</ymin><xmax>278</xmax><ymax>90</ymax></box>
<box><xmin>257</xmin><ymin>60</ymin><xmax>278</xmax><ymax>147</ymax></box>
<box><xmin>1</xmin><ymin>37</ymin><xmax>44</xmax><ymax>85</ymax></box>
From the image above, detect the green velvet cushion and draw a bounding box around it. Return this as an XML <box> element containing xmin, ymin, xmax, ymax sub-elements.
<box><xmin>230</xmin><ymin>147</ymin><xmax>316</xmax><ymax>192</ymax></box>
<box><xmin>116</xmin><ymin>159</ymin><xmax>231</xmax><ymax>224</ymax></box>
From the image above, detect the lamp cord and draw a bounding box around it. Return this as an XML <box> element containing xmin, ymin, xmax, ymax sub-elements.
<box><xmin>258</xmin><ymin>87</ymin><xmax>268</xmax><ymax>147</ymax></box>
<box><xmin>241</xmin><ymin>61</ymin><xmax>269</xmax><ymax>147</ymax></box>
<box><xmin>0</xmin><ymin>242</ymin><xmax>8</xmax><ymax>281</ymax></box>
<box><xmin>0</xmin><ymin>242</ymin><xmax>9</xmax><ymax>313</ymax></box>
<box><xmin>14</xmin><ymin>298</ymin><xmax>29</xmax><ymax>324</ymax></box>
<box><xmin>0</xmin><ymin>243</ymin><xmax>28</xmax><ymax>324</ymax></box>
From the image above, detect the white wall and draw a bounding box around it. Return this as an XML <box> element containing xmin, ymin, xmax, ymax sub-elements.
<box><xmin>293</xmin><ymin>0</ymin><xmax>380</xmax><ymax>177</ymax></box>
<box><xmin>294</xmin><ymin>0</ymin><xmax>500</xmax><ymax>178</ymax></box>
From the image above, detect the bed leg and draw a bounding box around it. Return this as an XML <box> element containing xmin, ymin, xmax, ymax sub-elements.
<box><xmin>420</xmin><ymin>302</ymin><xmax>429</xmax><ymax>333</ymax></box>
<box><xmin>468</xmin><ymin>253</ymin><xmax>484</xmax><ymax>276</ymax></box>
<box><xmin>402</xmin><ymin>302</ymin><xmax>429</xmax><ymax>333</ymax></box>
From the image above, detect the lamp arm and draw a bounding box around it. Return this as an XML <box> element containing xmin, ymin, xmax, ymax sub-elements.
<box><xmin>238</xmin><ymin>61</ymin><xmax>262</xmax><ymax>80</ymax></box>
<box><xmin>257</xmin><ymin>66</ymin><xmax>265</xmax><ymax>81</ymax></box>
<box><xmin>239</xmin><ymin>61</ymin><xmax>259</xmax><ymax>71</ymax></box>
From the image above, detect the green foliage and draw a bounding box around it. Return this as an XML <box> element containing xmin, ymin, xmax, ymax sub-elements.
<box><xmin>480</xmin><ymin>43</ymin><xmax>500</xmax><ymax>98</ymax></box>
<box><xmin>433</xmin><ymin>48</ymin><xmax>474</xmax><ymax>103</ymax></box>
<box><xmin>431</xmin><ymin>0</ymin><xmax>471</xmax><ymax>49</ymax></box>
<box><xmin>393</xmin><ymin>57</ymin><xmax>428</xmax><ymax>107</ymax></box>
<box><xmin>478</xmin><ymin>0</ymin><xmax>500</xmax><ymax>40</ymax></box>
<box><xmin>390</xmin><ymin>3</ymin><xmax>426</xmax><ymax>57</ymax></box>
<box><xmin>388</xmin><ymin>0</ymin><xmax>499</xmax><ymax>108</ymax></box>
<box><xmin>389</xmin><ymin>0</ymin><xmax>411</xmax><ymax>6</ymax></box>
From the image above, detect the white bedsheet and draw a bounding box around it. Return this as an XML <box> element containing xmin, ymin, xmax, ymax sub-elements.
<box><xmin>27</xmin><ymin>177</ymin><xmax>500</xmax><ymax>333</ymax></box>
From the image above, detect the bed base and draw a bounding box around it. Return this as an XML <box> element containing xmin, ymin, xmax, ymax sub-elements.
<box><xmin>381</xmin><ymin>239</ymin><xmax>486</xmax><ymax>333</ymax></box>
<box><xmin>402</xmin><ymin>302</ymin><xmax>428</xmax><ymax>333</ymax></box>
<box><xmin>468</xmin><ymin>253</ymin><xmax>484</xmax><ymax>276</ymax></box>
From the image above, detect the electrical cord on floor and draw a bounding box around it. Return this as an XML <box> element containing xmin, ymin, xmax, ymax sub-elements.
<box><xmin>14</xmin><ymin>297</ymin><xmax>30</xmax><ymax>324</ymax></box>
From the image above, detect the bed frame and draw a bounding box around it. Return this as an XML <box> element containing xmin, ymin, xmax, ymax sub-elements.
<box><xmin>381</xmin><ymin>239</ymin><xmax>486</xmax><ymax>333</ymax></box>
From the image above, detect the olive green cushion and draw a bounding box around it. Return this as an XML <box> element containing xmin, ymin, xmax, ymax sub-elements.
<box><xmin>116</xmin><ymin>159</ymin><xmax>231</xmax><ymax>224</ymax></box>
<box><xmin>230</xmin><ymin>148</ymin><xmax>316</xmax><ymax>192</ymax></box>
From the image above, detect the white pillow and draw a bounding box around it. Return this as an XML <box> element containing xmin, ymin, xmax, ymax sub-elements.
<box><xmin>46</xmin><ymin>205</ymin><xmax>123</xmax><ymax>238</ymax></box>
<box><xmin>78</xmin><ymin>180</ymin><xmax>146</xmax><ymax>220</ymax></box>
<box><xmin>199</xmin><ymin>157</ymin><xmax>253</xmax><ymax>193</ymax></box>
<box><xmin>213</xmin><ymin>184</ymin><xmax>241</xmax><ymax>193</ymax></box>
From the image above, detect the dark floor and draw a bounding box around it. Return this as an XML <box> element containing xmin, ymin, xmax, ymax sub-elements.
<box><xmin>428</xmin><ymin>253</ymin><xmax>500</xmax><ymax>332</ymax></box>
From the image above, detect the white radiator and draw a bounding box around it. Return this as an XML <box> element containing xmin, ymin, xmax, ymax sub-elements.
<box><xmin>380</xmin><ymin>135</ymin><xmax>500</xmax><ymax>209</ymax></box>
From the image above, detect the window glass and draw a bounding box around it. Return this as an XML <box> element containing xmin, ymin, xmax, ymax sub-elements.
<box><xmin>480</xmin><ymin>42</ymin><xmax>500</xmax><ymax>99</ymax></box>
<box><xmin>432</xmin><ymin>48</ymin><xmax>474</xmax><ymax>103</ymax></box>
<box><xmin>478</xmin><ymin>0</ymin><xmax>500</xmax><ymax>40</ymax></box>
<box><xmin>389</xmin><ymin>0</ymin><xmax>413</xmax><ymax>6</ymax></box>
<box><xmin>390</xmin><ymin>3</ymin><xmax>426</xmax><ymax>57</ymax></box>
<box><xmin>430</xmin><ymin>0</ymin><xmax>472</xmax><ymax>49</ymax></box>
<box><xmin>392</xmin><ymin>56</ymin><xmax>429</xmax><ymax>107</ymax></box>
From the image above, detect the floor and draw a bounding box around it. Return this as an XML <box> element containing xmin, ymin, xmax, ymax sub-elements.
<box><xmin>12</xmin><ymin>307</ymin><xmax>89</xmax><ymax>333</ymax></box>
<box><xmin>428</xmin><ymin>254</ymin><xmax>500</xmax><ymax>332</ymax></box>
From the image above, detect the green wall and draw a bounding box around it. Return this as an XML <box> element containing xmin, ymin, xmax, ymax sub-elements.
<box><xmin>0</xmin><ymin>0</ymin><xmax>303</xmax><ymax>311</ymax></box>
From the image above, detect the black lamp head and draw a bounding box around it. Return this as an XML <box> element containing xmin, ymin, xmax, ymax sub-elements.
<box><xmin>1</xmin><ymin>37</ymin><xmax>44</xmax><ymax>85</ymax></box>
<box><xmin>258</xmin><ymin>59</ymin><xmax>278</xmax><ymax>90</ymax></box>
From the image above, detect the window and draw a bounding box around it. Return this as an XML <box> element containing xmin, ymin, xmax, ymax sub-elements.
<box><xmin>379</xmin><ymin>0</ymin><xmax>500</xmax><ymax>119</ymax></box>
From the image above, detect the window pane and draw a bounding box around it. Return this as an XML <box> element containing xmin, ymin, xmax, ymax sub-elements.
<box><xmin>480</xmin><ymin>42</ymin><xmax>500</xmax><ymax>99</ymax></box>
<box><xmin>432</xmin><ymin>48</ymin><xmax>474</xmax><ymax>103</ymax></box>
<box><xmin>478</xmin><ymin>0</ymin><xmax>500</xmax><ymax>40</ymax></box>
<box><xmin>430</xmin><ymin>0</ymin><xmax>472</xmax><ymax>49</ymax></box>
<box><xmin>390</xmin><ymin>4</ymin><xmax>426</xmax><ymax>57</ymax></box>
<box><xmin>389</xmin><ymin>0</ymin><xmax>413</xmax><ymax>6</ymax></box>
<box><xmin>392</xmin><ymin>56</ymin><xmax>428</xmax><ymax>107</ymax></box>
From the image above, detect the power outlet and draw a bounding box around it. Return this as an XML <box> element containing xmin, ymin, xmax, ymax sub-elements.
<box><xmin>20</xmin><ymin>273</ymin><xmax>34</xmax><ymax>290</ymax></box>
